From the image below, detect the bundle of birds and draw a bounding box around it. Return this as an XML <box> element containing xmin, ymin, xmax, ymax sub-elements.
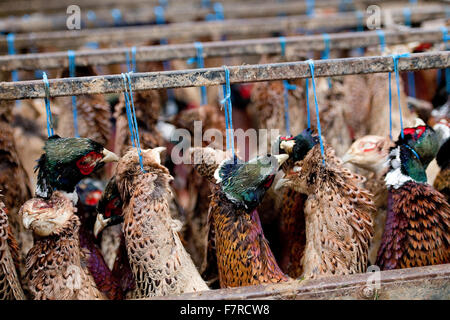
<box><xmin>276</xmin><ymin>129</ymin><xmax>375</xmax><ymax>278</ymax></box>
<box><xmin>94</xmin><ymin>147</ymin><xmax>209</xmax><ymax>298</ymax></box>
<box><xmin>204</xmin><ymin>151</ymin><xmax>291</xmax><ymax>288</ymax></box>
<box><xmin>342</xmin><ymin>135</ymin><xmax>394</xmax><ymax>264</ymax></box>
<box><xmin>0</xmin><ymin>197</ymin><xmax>25</xmax><ymax>300</ymax></box>
<box><xmin>376</xmin><ymin>124</ymin><xmax>450</xmax><ymax>270</ymax></box>
<box><xmin>20</xmin><ymin>136</ymin><xmax>119</xmax><ymax>299</ymax></box>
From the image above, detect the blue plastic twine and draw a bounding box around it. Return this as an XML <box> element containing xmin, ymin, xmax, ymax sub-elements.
<box><xmin>306</xmin><ymin>0</ymin><xmax>315</xmax><ymax>17</ymax></box>
<box><xmin>376</xmin><ymin>30</ymin><xmax>386</xmax><ymax>53</ymax></box>
<box><xmin>305</xmin><ymin>78</ymin><xmax>311</xmax><ymax>129</ymax></box>
<box><xmin>121</xmin><ymin>72</ymin><xmax>146</xmax><ymax>172</ymax></box>
<box><xmin>158</xmin><ymin>0</ymin><xmax>168</xmax><ymax>8</ymax></box>
<box><xmin>279</xmin><ymin>36</ymin><xmax>296</xmax><ymax>136</ymax></box>
<box><xmin>67</xmin><ymin>50</ymin><xmax>79</xmax><ymax>137</ymax></box>
<box><xmin>441</xmin><ymin>27</ymin><xmax>450</xmax><ymax>95</ymax></box>
<box><xmin>6</xmin><ymin>34</ymin><xmax>18</xmax><ymax>82</ymax></box>
<box><xmin>403</xmin><ymin>8</ymin><xmax>412</xmax><ymax>27</ymax></box>
<box><xmin>306</xmin><ymin>60</ymin><xmax>325</xmax><ymax>165</ymax></box>
<box><xmin>111</xmin><ymin>8</ymin><xmax>122</xmax><ymax>26</ymax></box>
<box><xmin>187</xmin><ymin>42</ymin><xmax>207</xmax><ymax>105</ymax></box>
<box><xmin>42</xmin><ymin>73</ymin><xmax>54</xmax><ymax>137</ymax></box>
<box><xmin>321</xmin><ymin>33</ymin><xmax>332</xmax><ymax>89</ymax></box>
<box><xmin>125</xmin><ymin>46</ymin><xmax>137</xmax><ymax>73</ymax></box>
<box><xmin>356</xmin><ymin>11</ymin><xmax>364</xmax><ymax>32</ymax></box>
<box><xmin>339</xmin><ymin>0</ymin><xmax>353</xmax><ymax>12</ymax></box>
<box><xmin>201</xmin><ymin>0</ymin><xmax>211</xmax><ymax>8</ymax></box>
<box><xmin>390</xmin><ymin>53</ymin><xmax>410</xmax><ymax>139</ymax></box>
<box><xmin>221</xmin><ymin>66</ymin><xmax>235</xmax><ymax>158</ymax></box>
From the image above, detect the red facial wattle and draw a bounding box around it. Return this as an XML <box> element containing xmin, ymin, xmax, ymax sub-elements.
<box><xmin>264</xmin><ymin>175</ymin><xmax>275</xmax><ymax>188</ymax></box>
<box><xmin>104</xmin><ymin>198</ymin><xmax>121</xmax><ymax>218</ymax></box>
<box><xmin>76</xmin><ymin>151</ymin><xmax>103</xmax><ymax>175</ymax></box>
<box><xmin>403</xmin><ymin>126</ymin><xmax>426</xmax><ymax>140</ymax></box>
<box><xmin>85</xmin><ymin>190</ymin><xmax>102</xmax><ymax>206</ymax></box>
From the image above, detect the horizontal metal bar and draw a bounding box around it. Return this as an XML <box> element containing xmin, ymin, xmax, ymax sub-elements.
<box><xmin>151</xmin><ymin>264</ymin><xmax>450</xmax><ymax>300</ymax></box>
<box><xmin>1</xmin><ymin>51</ymin><xmax>448</xmax><ymax>100</ymax></box>
<box><xmin>0</xmin><ymin>0</ymin><xmax>434</xmax><ymax>18</ymax></box>
<box><xmin>0</xmin><ymin>28</ymin><xmax>446</xmax><ymax>72</ymax></box>
<box><xmin>0</xmin><ymin>5</ymin><xmax>447</xmax><ymax>52</ymax></box>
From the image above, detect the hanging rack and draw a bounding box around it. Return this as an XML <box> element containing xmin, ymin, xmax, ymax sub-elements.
<box><xmin>1</xmin><ymin>51</ymin><xmax>448</xmax><ymax>101</ymax></box>
<box><xmin>0</xmin><ymin>28</ymin><xmax>446</xmax><ymax>72</ymax></box>
<box><xmin>0</xmin><ymin>5</ymin><xmax>447</xmax><ymax>53</ymax></box>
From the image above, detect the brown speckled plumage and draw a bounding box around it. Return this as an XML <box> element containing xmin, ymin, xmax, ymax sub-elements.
<box><xmin>209</xmin><ymin>190</ymin><xmax>290</xmax><ymax>288</ymax></box>
<box><xmin>283</xmin><ymin>144</ymin><xmax>375</xmax><ymax>278</ymax></box>
<box><xmin>116</xmin><ymin>148</ymin><xmax>208</xmax><ymax>298</ymax></box>
<box><xmin>0</xmin><ymin>199</ymin><xmax>25</xmax><ymax>300</ymax></box>
<box><xmin>21</xmin><ymin>192</ymin><xmax>106</xmax><ymax>300</ymax></box>
<box><xmin>376</xmin><ymin>182</ymin><xmax>450</xmax><ymax>270</ymax></box>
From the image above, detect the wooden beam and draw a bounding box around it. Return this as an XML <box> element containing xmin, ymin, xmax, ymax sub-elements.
<box><xmin>1</xmin><ymin>51</ymin><xmax>448</xmax><ymax>100</ymax></box>
<box><xmin>0</xmin><ymin>28</ymin><xmax>446</xmax><ymax>71</ymax></box>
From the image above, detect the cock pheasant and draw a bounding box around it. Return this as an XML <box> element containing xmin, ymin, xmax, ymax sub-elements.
<box><xmin>376</xmin><ymin>125</ymin><xmax>450</xmax><ymax>270</ymax></box>
<box><xmin>277</xmin><ymin>130</ymin><xmax>375</xmax><ymax>278</ymax></box>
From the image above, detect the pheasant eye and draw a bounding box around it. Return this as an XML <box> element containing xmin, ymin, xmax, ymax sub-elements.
<box><xmin>76</xmin><ymin>151</ymin><xmax>103</xmax><ymax>175</ymax></box>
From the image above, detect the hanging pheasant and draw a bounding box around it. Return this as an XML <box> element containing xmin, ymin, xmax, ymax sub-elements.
<box><xmin>277</xmin><ymin>130</ymin><xmax>375</xmax><ymax>278</ymax></box>
<box><xmin>433</xmin><ymin>120</ymin><xmax>450</xmax><ymax>201</ymax></box>
<box><xmin>94</xmin><ymin>147</ymin><xmax>209</xmax><ymax>298</ymax></box>
<box><xmin>206</xmin><ymin>152</ymin><xmax>291</xmax><ymax>288</ymax></box>
<box><xmin>0</xmin><ymin>100</ymin><xmax>33</xmax><ymax>272</ymax></box>
<box><xmin>20</xmin><ymin>136</ymin><xmax>118</xmax><ymax>299</ymax></box>
<box><xmin>376</xmin><ymin>126</ymin><xmax>450</xmax><ymax>270</ymax></box>
<box><xmin>0</xmin><ymin>198</ymin><xmax>25</xmax><ymax>300</ymax></box>
<box><xmin>342</xmin><ymin>135</ymin><xmax>394</xmax><ymax>264</ymax></box>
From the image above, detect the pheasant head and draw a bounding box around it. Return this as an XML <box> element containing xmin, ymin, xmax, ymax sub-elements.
<box><xmin>276</xmin><ymin>129</ymin><xmax>319</xmax><ymax>163</ymax></box>
<box><xmin>342</xmin><ymin>135</ymin><xmax>393</xmax><ymax>173</ymax></box>
<box><xmin>93</xmin><ymin>176</ymin><xmax>123</xmax><ymax>238</ymax></box>
<box><xmin>35</xmin><ymin>136</ymin><xmax>118</xmax><ymax>200</ymax></box>
<box><xmin>20</xmin><ymin>191</ymin><xmax>77</xmax><ymax>237</ymax></box>
<box><xmin>399</xmin><ymin>119</ymin><xmax>439</xmax><ymax>169</ymax></box>
<box><xmin>214</xmin><ymin>153</ymin><xmax>289</xmax><ymax>212</ymax></box>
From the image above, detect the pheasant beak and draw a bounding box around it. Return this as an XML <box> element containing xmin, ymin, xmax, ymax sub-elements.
<box><xmin>341</xmin><ymin>152</ymin><xmax>354</xmax><ymax>164</ymax></box>
<box><xmin>280</xmin><ymin>140</ymin><xmax>295</xmax><ymax>154</ymax></box>
<box><xmin>22</xmin><ymin>213</ymin><xmax>36</xmax><ymax>230</ymax></box>
<box><xmin>274</xmin><ymin>154</ymin><xmax>289</xmax><ymax>166</ymax></box>
<box><xmin>153</xmin><ymin>146</ymin><xmax>167</xmax><ymax>154</ymax></box>
<box><xmin>94</xmin><ymin>214</ymin><xmax>111</xmax><ymax>238</ymax></box>
<box><xmin>101</xmin><ymin>148</ymin><xmax>119</xmax><ymax>163</ymax></box>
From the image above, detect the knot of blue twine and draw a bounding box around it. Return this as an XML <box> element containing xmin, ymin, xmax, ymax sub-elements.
<box><xmin>67</xmin><ymin>50</ymin><xmax>79</xmax><ymax>137</ymax></box>
<box><xmin>376</xmin><ymin>29</ymin><xmax>386</xmax><ymax>53</ymax></box>
<box><xmin>206</xmin><ymin>2</ymin><xmax>224</xmax><ymax>21</ymax></box>
<box><xmin>42</xmin><ymin>72</ymin><xmax>54</xmax><ymax>137</ymax></box>
<box><xmin>187</xmin><ymin>42</ymin><xmax>207</xmax><ymax>105</ymax></box>
<box><xmin>306</xmin><ymin>60</ymin><xmax>325</xmax><ymax>165</ymax></box>
<box><xmin>321</xmin><ymin>33</ymin><xmax>332</xmax><ymax>89</ymax></box>
<box><xmin>125</xmin><ymin>46</ymin><xmax>137</xmax><ymax>73</ymax></box>
<box><xmin>111</xmin><ymin>8</ymin><xmax>122</xmax><ymax>26</ymax></box>
<box><xmin>306</xmin><ymin>0</ymin><xmax>315</xmax><ymax>17</ymax></box>
<box><xmin>121</xmin><ymin>72</ymin><xmax>146</xmax><ymax>172</ymax></box>
<box><xmin>388</xmin><ymin>53</ymin><xmax>410</xmax><ymax>140</ymax></box>
<box><xmin>441</xmin><ymin>26</ymin><xmax>450</xmax><ymax>95</ymax></box>
<box><xmin>6</xmin><ymin>33</ymin><xmax>18</xmax><ymax>83</ymax></box>
<box><xmin>220</xmin><ymin>66</ymin><xmax>235</xmax><ymax>158</ymax></box>
<box><xmin>403</xmin><ymin>8</ymin><xmax>412</xmax><ymax>27</ymax></box>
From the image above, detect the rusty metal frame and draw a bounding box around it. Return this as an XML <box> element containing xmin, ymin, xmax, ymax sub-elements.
<box><xmin>1</xmin><ymin>51</ymin><xmax>448</xmax><ymax>100</ymax></box>
<box><xmin>0</xmin><ymin>28</ymin><xmax>447</xmax><ymax>72</ymax></box>
<box><xmin>0</xmin><ymin>5</ymin><xmax>447</xmax><ymax>52</ymax></box>
<box><xmin>151</xmin><ymin>264</ymin><xmax>450</xmax><ymax>300</ymax></box>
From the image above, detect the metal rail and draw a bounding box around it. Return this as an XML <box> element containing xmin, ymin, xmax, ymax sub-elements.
<box><xmin>151</xmin><ymin>264</ymin><xmax>450</xmax><ymax>300</ymax></box>
<box><xmin>0</xmin><ymin>28</ymin><xmax>446</xmax><ymax>72</ymax></box>
<box><xmin>0</xmin><ymin>6</ymin><xmax>446</xmax><ymax>52</ymax></box>
<box><xmin>0</xmin><ymin>0</ymin><xmax>437</xmax><ymax>18</ymax></box>
<box><xmin>1</xmin><ymin>51</ymin><xmax>448</xmax><ymax>100</ymax></box>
